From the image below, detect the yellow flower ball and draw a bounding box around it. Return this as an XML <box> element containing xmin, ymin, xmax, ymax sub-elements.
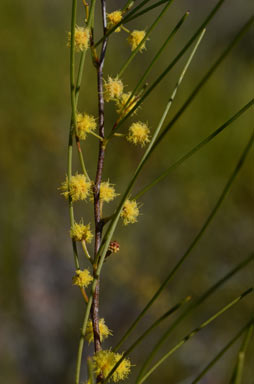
<box><xmin>104</xmin><ymin>76</ymin><xmax>124</xmax><ymax>102</ymax></box>
<box><xmin>127</xmin><ymin>121</ymin><xmax>150</xmax><ymax>147</ymax></box>
<box><xmin>72</xmin><ymin>269</ymin><xmax>93</xmax><ymax>288</ymax></box>
<box><xmin>76</xmin><ymin>113</ymin><xmax>97</xmax><ymax>140</ymax></box>
<box><xmin>107</xmin><ymin>10</ymin><xmax>123</xmax><ymax>32</ymax></box>
<box><xmin>121</xmin><ymin>199</ymin><xmax>139</xmax><ymax>225</ymax></box>
<box><xmin>92</xmin><ymin>350</ymin><xmax>131</xmax><ymax>382</ymax></box>
<box><xmin>70</xmin><ymin>221</ymin><xmax>93</xmax><ymax>243</ymax></box>
<box><xmin>127</xmin><ymin>30</ymin><xmax>147</xmax><ymax>52</ymax></box>
<box><xmin>100</xmin><ymin>181</ymin><xmax>118</xmax><ymax>203</ymax></box>
<box><xmin>59</xmin><ymin>174</ymin><xmax>91</xmax><ymax>202</ymax></box>
<box><xmin>67</xmin><ymin>26</ymin><xmax>90</xmax><ymax>52</ymax></box>
<box><xmin>85</xmin><ymin>319</ymin><xmax>112</xmax><ymax>344</ymax></box>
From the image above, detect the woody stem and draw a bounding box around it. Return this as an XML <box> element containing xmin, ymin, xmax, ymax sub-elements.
<box><xmin>91</xmin><ymin>0</ymin><xmax>108</xmax><ymax>381</ymax></box>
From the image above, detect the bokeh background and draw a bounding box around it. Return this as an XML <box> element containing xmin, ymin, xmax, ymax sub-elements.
<box><xmin>1</xmin><ymin>0</ymin><xmax>253</xmax><ymax>383</ymax></box>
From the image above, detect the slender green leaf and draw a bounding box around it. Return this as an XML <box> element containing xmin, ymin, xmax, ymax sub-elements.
<box><xmin>109</xmin><ymin>0</ymin><xmax>227</xmax><ymax>134</ymax></box>
<box><xmin>103</xmin><ymin>296</ymin><xmax>191</xmax><ymax>383</ymax></box>
<box><xmin>118</xmin><ymin>0</ymin><xmax>175</xmax><ymax>77</ymax></box>
<box><xmin>75</xmin><ymin>282</ymin><xmax>95</xmax><ymax>384</ymax></box>
<box><xmin>136</xmin><ymin>254</ymin><xmax>254</xmax><ymax>380</ymax></box>
<box><xmin>74</xmin><ymin>0</ymin><xmax>96</xmax><ymax>100</ymax></box>
<box><xmin>94</xmin><ymin>28</ymin><xmax>205</xmax><ymax>274</ymax></box>
<box><xmin>72</xmin><ymin>0</ymin><xmax>96</xmax><ymax>182</ymax></box>
<box><xmin>69</xmin><ymin>0</ymin><xmax>79</xmax><ymax>270</ymax></box>
<box><xmin>131</xmin><ymin>11</ymin><xmax>189</xmax><ymax>94</ymax></box>
<box><xmin>191</xmin><ymin>320</ymin><xmax>254</xmax><ymax>384</ymax></box>
<box><xmin>94</xmin><ymin>0</ymin><xmax>157</xmax><ymax>47</ymax></box>
<box><xmin>159</xmin><ymin>15</ymin><xmax>254</xmax><ymax>139</ymax></box>
<box><xmin>122</xmin><ymin>0</ymin><xmax>135</xmax><ymax>13</ymax></box>
<box><xmin>112</xmin><ymin>10</ymin><xmax>189</xmax><ymax>127</ymax></box>
<box><xmin>68</xmin><ymin>0</ymin><xmax>97</xmax><ymax>215</ymax></box>
<box><xmin>126</xmin><ymin>0</ymin><xmax>174</xmax><ymax>23</ymax></box>
<box><xmin>134</xmin><ymin>98</ymin><xmax>254</xmax><ymax>199</ymax></box>
<box><xmin>137</xmin><ymin>288</ymin><xmax>253</xmax><ymax>384</ymax></box>
<box><xmin>70</xmin><ymin>0</ymin><xmax>85</xmax><ymax>382</ymax></box>
<box><xmin>230</xmin><ymin>323</ymin><xmax>254</xmax><ymax>384</ymax></box>
<box><xmin>115</xmin><ymin>131</ymin><xmax>254</xmax><ymax>353</ymax></box>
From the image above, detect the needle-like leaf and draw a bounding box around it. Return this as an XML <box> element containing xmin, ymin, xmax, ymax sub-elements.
<box><xmin>118</xmin><ymin>0</ymin><xmax>175</xmax><ymax>77</ymax></box>
<box><xmin>103</xmin><ymin>296</ymin><xmax>191</xmax><ymax>383</ymax></box>
<box><xmin>115</xmin><ymin>131</ymin><xmax>254</xmax><ymax>353</ymax></box>
<box><xmin>95</xmin><ymin>28</ymin><xmax>205</xmax><ymax>271</ymax></box>
<box><xmin>191</xmin><ymin>320</ymin><xmax>254</xmax><ymax>384</ymax></box>
<box><xmin>157</xmin><ymin>15</ymin><xmax>254</xmax><ymax>141</ymax></box>
<box><xmin>94</xmin><ymin>0</ymin><xmax>158</xmax><ymax>47</ymax></box>
<box><xmin>230</xmin><ymin>323</ymin><xmax>254</xmax><ymax>384</ymax></box>
<box><xmin>137</xmin><ymin>288</ymin><xmax>253</xmax><ymax>384</ymax></box>
<box><xmin>110</xmin><ymin>0</ymin><xmax>227</xmax><ymax>133</ymax></box>
<box><xmin>134</xmin><ymin>98</ymin><xmax>254</xmax><ymax>199</ymax></box>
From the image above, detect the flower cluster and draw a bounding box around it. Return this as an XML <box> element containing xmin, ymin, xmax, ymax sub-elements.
<box><xmin>85</xmin><ymin>319</ymin><xmax>112</xmax><ymax>344</ymax></box>
<box><xmin>121</xmin><ymin>199</ymin><xmax>140</xmax><ymax>225</ymax></box>
<box><xmin>104</xmin><ymin>76</ymin><xmax>124</xmax><ymax>102</ymax></box>
<box><xmin>60</xmin><ymin>174</ymin><xmax>91</xmax><ymax>202</ymax></box>
<box><xmin>72</xmin><ymin>269</ymin><xmax>93</xmax><ymax>288</ymax></box>
<box><xmin>115</xmin><ymin>92</ymin><xmax>139</xmax><ymax>117</ymax></box>
<box><xmin>107</xmin><ymin>10</ymin><xmax>123</xmax><ymax>32</ymax></box>
<box><xmin>67</xmin><ymin>26</ymin><xmax>90</xmax><ymax>52</ymax></box>
<box><xmin>76</xmin><ymin>113</ymin><xmax>96</xmax><ymax>140</ymax></box>
<box><xmin>92</xmin><ymin>350</ymin><xmax>131</xmax><ymax>382</ymax></box>
<box><xmin>100</xmin><ymin>181</ymin><xmax>118</xmax><ymax>203</ymax></box>
<box><xmin>127</xmin><ymin>121</ymin><xmax>150</xmax><ymax>147</ymax></box>
<box><xmin>127</xmin><ymin>30</ymin><xmax>147</xmax><ymax>52</ymax></box>
<box><xmin>108</xmin><ymin>241</ymin><xmax>120</xmax><ymax>254</ymax></box>
<box><xmin>70</xmin><ymin>221</ymin><xmax>93</xmax><ymax>242</ymax></box>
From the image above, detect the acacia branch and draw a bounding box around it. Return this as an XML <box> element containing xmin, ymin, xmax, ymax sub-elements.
<box><xmin>91</xmin><ymin>0</ymin><xmax>108</xmax><ymax>371</ymax></box>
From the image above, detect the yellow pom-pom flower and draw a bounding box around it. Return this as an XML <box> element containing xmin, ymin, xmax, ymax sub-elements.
<box><xmin>72</xmin><ymin>269</ymin><xmax>93</xmax><ymax>288</ymax></box>
<box><xmin>67</xmin><ymin>26</ymin><xmax>90</xmax><ymax>52</ymax></box>
<box><xmin>70</xmin><ymin>221</ymin><xmax>93</xmax><ymax>243</ymax></box>
<box><xmin>115</xmin><ymin>92</ymin><xmax>138</xmax><ymax>117</ymax></box>
<box><xmin>121</xmin><ymin>199</ymin><xmax>139</xmax><ymax>225</ymax></box>
<box><xmin>85</xmin><ymin>319</ymin><xmax>112</xmax><ymax>344</ymax></box>
<box><xmin>92</xmin><ymin>350</ymin><xmax>131</xmax><ymax>382</ymax></box>
<box><xmin>100</xmin><ymin>181</ymin><xmax>118</xmax><ymax>203</ymax></box>
<box><xmin>127</xmin><ymin>121</ymin><xmax>150</xmax><ymax>147</ymax></box>
<box><xmin>104</xmin><ymin>76</ymin><xmax>124</xmax><ymax>102</ymax></box>
<box><xmin>127</xmin><ymin>30</ymin><xmax>147</xmax><ymax>52</ymax></box>
<box><xmin>60</xmin><ymin>174</ymin><xmax>91</xmax><ymax>202</ymax></box>
<box><xmin>76</xmin><ymin>113</ymin><xmax>97</xmax><ymax>140</ymax></box>
<box><xmin>107</xmin><ymin>11</ymin><xmax>123</xmax><ymax>32</ymax></box>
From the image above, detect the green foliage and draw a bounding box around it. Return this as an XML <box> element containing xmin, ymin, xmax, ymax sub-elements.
<box><xmin>1</xmin><ymin>0</ymin><xmax>253</xmax><ymax>383</ymax></box>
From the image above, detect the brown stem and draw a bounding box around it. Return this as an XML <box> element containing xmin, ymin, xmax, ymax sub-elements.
<box><xmin>91</xmin><ymin>0</ymin><xmax>108</xmax><ymax>375</ymax></box>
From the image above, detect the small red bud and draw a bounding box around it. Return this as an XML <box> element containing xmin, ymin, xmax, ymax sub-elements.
<box><xmin>106</xmin><ymin>241</ymin><xmax>120</xmax><ymax>259</ymax></box>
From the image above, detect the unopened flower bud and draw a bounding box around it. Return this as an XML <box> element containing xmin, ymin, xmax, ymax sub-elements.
<box><xmin>106</xmin><ymin>241</ymin><xmax>120</xmax><ymax>258</ymax></box>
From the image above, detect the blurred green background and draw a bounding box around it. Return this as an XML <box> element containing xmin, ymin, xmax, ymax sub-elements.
<box><xmin>1</xmin><ymin>0</ymin><xmax>253</xmax><ymax>383</ymax></box>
